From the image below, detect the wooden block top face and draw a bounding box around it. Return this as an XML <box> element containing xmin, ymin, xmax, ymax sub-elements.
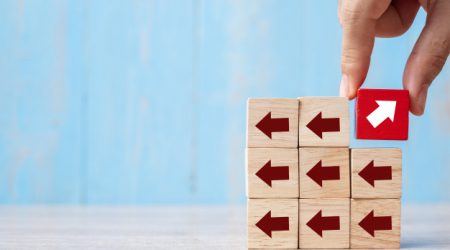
<box><xmin>299</xmin><ymin>148</ymin><xmax>350</xmax><ymax>198</ymax></box>
<box><xmin>356</xmin><ymin>88</ymin><xmax>409</xmax><ymax>140</ymax></box>
<box><xmin>299</xmin><ymin>199</ymin><xmax>350</xmax><ymax>249</ymax></box>
<box><xmin>248</xmin><ymin>199</ymin><xmax>298</xmax><ymax>249</ymax></box>
<box><xmin>351</xmin><ymin>148</ymin><xmax>402</xmax><ymax>198</ymax></box>
<box><xmin>247</xmin><ymin>98</ymin><xmax>299</xmax><ymax>148</ymax></box>
<box><xmin>247</xmin><ymin>148</ymin><xmax>299</xmax><ymax>198</ymax></box>
<box><xmin>351</xmin><ymin>199</ymin><xmax>401</xmax><ymax>249</ymax></box>
<box><xmin>298</xmin><ymin>97</ymin><xmax>349</xmax><ymax>147</ymax></box>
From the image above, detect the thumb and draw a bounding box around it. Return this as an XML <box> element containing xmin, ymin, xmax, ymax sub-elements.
<box><xmin>403</xmin><ymin>0</ymin><xmax>450</xmax><ymax>115</ymax></box>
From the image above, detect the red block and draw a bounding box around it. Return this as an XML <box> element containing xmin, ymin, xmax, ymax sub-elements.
<box><xmin>356</xmin><ymin>89</ymin><xmax>409</xmax><ymax>140</ymax></box>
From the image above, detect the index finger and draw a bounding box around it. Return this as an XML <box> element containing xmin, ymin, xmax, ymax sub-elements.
<box><xmin>339</xmin><ymin>0</ymin><xmax>391</xmax><ymax>98</ymax></box>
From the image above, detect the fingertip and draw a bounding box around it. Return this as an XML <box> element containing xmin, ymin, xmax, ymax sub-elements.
<box><xmin>410</xmin><ymin>88</ymin><xmax>427</xmax><ymax>116</ymax></box>
<box><xmin>410</xmin><ymin>105</ymin><xmax>425</xmax><ymax>116</ymax></box>
<box><xmin>347</xmin><ymin>84</ymin><xmax>358</xmax><ymax>100</ymax></box>
<box><xmin>404</xmin><ymin>81</ymin><xmax>428</xmax><ymax>116</ymax></box>
<box><xmin>410</xmin><ymin>109</ymin><xmax>424</xmax><ymax>116</ymax></box>
<box><xmin>340</xmin><ymin>74</ymin><xmax>358</xmax><ymax>100</ymax></box>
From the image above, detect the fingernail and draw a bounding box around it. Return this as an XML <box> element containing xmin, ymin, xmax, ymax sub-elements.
<box><xmin>340</xmin><ymin>74</ymin><xmax>349</xmax><ymax>98</ymax></box>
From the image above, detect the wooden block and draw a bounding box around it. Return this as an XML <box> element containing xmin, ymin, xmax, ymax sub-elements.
<box><xmin>299</xmin><ymin>198</ymin><xmax>350</xmax><ymax>249</ymax></box>
<box><xmin>299</xmin><ymin>148</ymin><xmax>350</xmax><ymax>198</ymax></box>
<box><xmin>246</xmin><ymin>148</ymin><xmax>299</xmax><ymax>198</ymax></box>
<box><xmin>298</xmin><ymin>97</ymin><xmax>349</xmax><ymax>147</ymax></box>
<box><xmin>351</xmin><ymin>199</ymin><xmax>401</xmax><ymax>249</ymax></box>
<box><xmin>351</xmin><ymin>148</ymin><xmax>402</xmax><ymax>198</ymax></box>
<box><xmin>248</xmin><ymin>198</ymin><xmax>298</xmax><ymax>249</ymax></box>
<box><xmin>247</xmin><ymin>98</ymin><xmax>299</xmax><ymax>148</ymax></box>
<box><xmin>356</xmin><ymin>88</ymin><xmax>409</xmax><ymax>140</ymax></box>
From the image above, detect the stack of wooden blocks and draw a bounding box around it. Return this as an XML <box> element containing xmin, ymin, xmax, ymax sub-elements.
<box><xmin>246</xmin><ymin>97</ymin><xmax>401</xmax><ymax>249</ymax></box>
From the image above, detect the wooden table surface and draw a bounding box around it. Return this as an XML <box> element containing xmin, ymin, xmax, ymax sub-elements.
<box><xmin>0</xmin><ymin>204</ymin><xmax>449</xmax><ymax>249</ymax></box>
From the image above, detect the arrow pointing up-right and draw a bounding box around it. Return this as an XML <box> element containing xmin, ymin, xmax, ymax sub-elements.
<box><xmin>366</xmin><ymin>101</ymin><xmax>396</xmax><ymax>128</ymax></box>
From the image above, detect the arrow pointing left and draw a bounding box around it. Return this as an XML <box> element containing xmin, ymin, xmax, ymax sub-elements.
<box><xmin>358</xmin><ymin>160</ymin><xmax>392</xmax><ymax>187</ymax></box>
<box><xmin>255</xmin><ymin>160</ymin><xmax>289</xmax><ymax>187</ymax></box>
<box><xmin>256</xmin><ymin>211</ymin><xmax>290</xmax><ymax>237</ymax></box>
<box><xmin>306</xmin><ymin>210</ymin><xmax>340</xmax><ymax>237</ymax></box>
<box><xmin>306</xmin><ymin>160</ymin><xmax>340</xmax><ymax>187</ymax></box>
<box><xmin>359</xmin><ymin>210</ymin><xmax>392</xmax><ymax>237</ymax></box>
<box><xmin>256</xmin><ymin>112</ymin><xmax>289</xmax><ymax>139</ymax></box>
<box><xmin>306</xmin><ymin>112</ymin><xmax>340</xmax><ymax>138</ymax></box>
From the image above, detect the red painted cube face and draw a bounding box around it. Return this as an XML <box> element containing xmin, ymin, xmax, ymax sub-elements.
<box><xmin>356</xmin><ymin>89</ymin><xmax>409</xmax><ymax>140</ymax></box>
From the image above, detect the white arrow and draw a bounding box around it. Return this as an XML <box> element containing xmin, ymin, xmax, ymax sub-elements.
<box><xmin>366</xmin><ymin>100</ymin><xmax>397</xmax><ymax>128</ymax></box>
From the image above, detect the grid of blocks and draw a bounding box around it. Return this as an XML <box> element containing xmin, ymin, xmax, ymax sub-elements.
<box><xmin>246</xmin><ymin>97</ymin><xmax>401</xmax><ymax>249</ymax></box>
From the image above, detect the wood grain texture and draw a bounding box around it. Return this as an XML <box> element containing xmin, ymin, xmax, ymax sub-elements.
<box><xmin>0</xmin><ymin>205</ymin><xmax>449</xmax><ymax>249</ymax></box>
<box><xmin>246</xmin><ymin>148</ymin><xmax>299</xmax><ymax>198</ymax></box>
<box><xmin>351</xmin><ymin>148</ymin><xmax>402</xmax><ymax>198</ymax></box>
<box><xmin>247</xmin><ymin>98</ymin><xmax>299</xmax><ymax>148</ymax></box>
<box><xmin>248</xmin><ymin>199</ymin><xmax>298</xmax><ymax>249</ymax></box>
<box><xmin>299</xmin><ymin>147</ymin><xmax>350</xmax><ymax>198</ymax></box>
<box><xmin>0</xmin><ymin>206</ymin><xmax>246</xmax><ymax>249</ymax></box>
<box><xmin>299</xmin><ymin>198</ymin><xmax>350</xmax><ymax>249</ymax></box>
<box><xmin>351</xmin><ymin>199</ymin><xmax>401</xmax><ymax>249</ymax></box>
<box><xmin>298</xmin><ymin>97</ymin><xmax>349</xmax><ymax>147</ymax></box>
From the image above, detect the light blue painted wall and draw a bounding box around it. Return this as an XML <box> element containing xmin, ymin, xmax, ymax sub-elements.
<box><xmin>0</xmin><ymin>0</ymin><xmax>449</xmax><ymax>204</ymax></box>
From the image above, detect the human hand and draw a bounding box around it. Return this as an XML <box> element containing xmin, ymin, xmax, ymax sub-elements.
<box><xmin>338</xmin><ymin>0</ymin><xmax>450</xmax><ymax>115</ymax></box>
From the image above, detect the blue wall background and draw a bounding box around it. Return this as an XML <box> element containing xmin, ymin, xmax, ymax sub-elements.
<box><xmin>0</xmin><ymin>0</ymin><xmax>449</xmax><ymax>204</ymax></box>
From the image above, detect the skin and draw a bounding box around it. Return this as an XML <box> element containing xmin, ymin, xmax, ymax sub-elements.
<box><xmin>338</xmin><ymin>0</ymin><xmax>450</xmax><ymax>115</ymax></box>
